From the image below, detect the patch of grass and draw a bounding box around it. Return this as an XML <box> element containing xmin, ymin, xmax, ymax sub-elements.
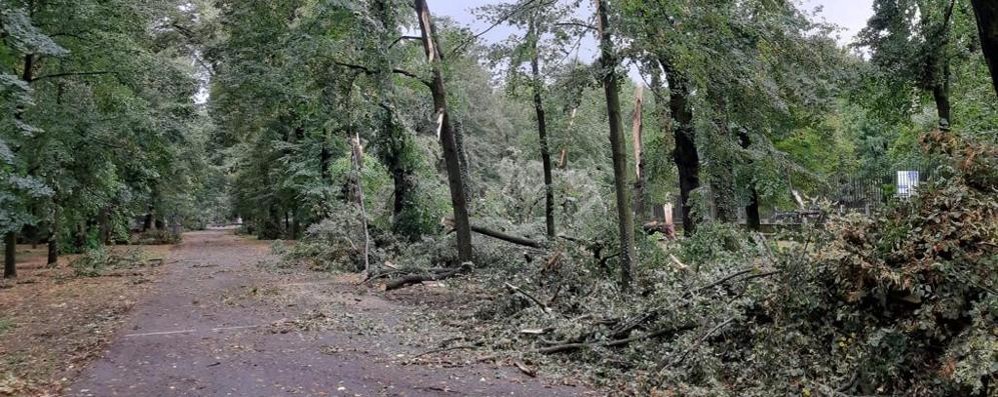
<box><xmin>0</xmin><ymin>318</ymin><xmax>14</xmax><ymax>335</ymax></box>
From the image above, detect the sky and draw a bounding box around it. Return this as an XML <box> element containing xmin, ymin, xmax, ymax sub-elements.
<box><xmin>428</xmin><ymin>0</ymin><xmax>875</xmax><ymax>70</ymax></box>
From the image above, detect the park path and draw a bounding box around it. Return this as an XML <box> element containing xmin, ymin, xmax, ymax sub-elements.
<box><xmin>66</xmin><ymin>229</ymin><xmax>597</xmax><ymax>397</ymax></box>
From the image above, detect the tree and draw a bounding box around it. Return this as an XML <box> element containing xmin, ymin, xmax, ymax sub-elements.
<box><xmin>595</xmin><ymin>0</ymin><xmax>636</xmax><ymax>291</ymax></box>
<box><xmin>413</xmin><ymin>0</ymin><xmax>473</xmax><ymax>263</ymax></box>
<box><xmin>971</xmin><ymin>0</ymin><xmax>998</xmax><ymax>98</ymax></box>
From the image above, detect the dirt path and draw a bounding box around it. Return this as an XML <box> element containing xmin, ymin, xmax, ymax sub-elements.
<box><xmin>66</xmin><ymin>230</ymin><xmax>598</xmax><ymax>397</ymax></box>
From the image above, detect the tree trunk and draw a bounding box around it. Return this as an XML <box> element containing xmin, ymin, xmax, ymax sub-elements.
<box><xmin>414</xmin><ymin>0</ymin><xmax>473</xmax><ymax>263</ymax></box>
<box><xmin>368</xmin><ymin>0</ymin><xmax>417</xmax><ymax>235</ymax></box>
<box><xmin>931</xmin><ymin>69</ymin><xmax>952</xmax><ymax>131</ymax></box>
<box><xmin>47</xmin><ymin>205</ymin><xmax>59</xmax><ymax>265</ymax></box>
<box><xmin>597</xmin><ymin>0</ymin><xmax>636</xmax><ymax>292</ymax></box>
<box><xmin>972</xmin><ymin>0</ymin><xmax>998</xmax><ymax>98</ymax></box>
<box><xmin>98</xmin><ymin>207</ymin><xmax>111</xmax><ymax>245</ymax></box>
<box><xmin>528</xmin><ymin>16</ymin><xmax>556</xmax><ymax>238</ymax></box>
<box><xmin>4</xmin><ymin>232</ymin><xmax>15</xmax><ymax>278</ymax></box>
<box><xmin>660</xmin><ymin>57</ymin><xmax>700</xmax><ymax>236</ymax></box>
<box><xmin>351</xmin><ymin>133</ymin><xmax>371</xmax><ymax>273</ymax></box>
<box><xmin>738</xmin><ymin>130</ymin><xmax>761</xmax><ymax>231</ymax></box>
<box><xmin>631</xmin><ymin>86</ymin><xmax>646</xmax><ymax>224</ymax></box>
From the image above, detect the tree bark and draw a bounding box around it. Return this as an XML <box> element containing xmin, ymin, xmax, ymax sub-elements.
<box><xmin>971</xmin><ymin>0</ymin><xmax>998</xmax><ymax>98</ymax></box>
<box><xmin>738</xmin><ymin>130</ymin><xmax>761</xmax><ymax>231</ymax></box>
<box><xmin>596</xmin><ymin>0</ymin><xmax>636</xmax><ymax>292</ymax></box>
<box><xmin>98</xmin><ymin>207</ymin><xmax>111</xmax><ymax>244</ymax></box>
<box><xmin>372</xmin><ymin>0</ymin><xmax>419</xmax><ymax>238</ymax></box>
<box><xmin>4</xmin><ymin>232</ymin><xmax>15</xmax><ymax>278</ymax></box>
<box><xmin>659</xmin><ymin>57</ymin><xmax>700</xmax><ymax>236</ymax></box>
<box><xmin>414</xmin><ymin>0</ymin><xmax>473</xmax><ymax>263</ymax></box>
<box><xmin>631</xmin><ymin>86</ymin><xmax>646</xmax><ymax>224</ymax></box>
<box><xmin>528</xmin><ymin>16</ymin><xmax>556</xmax><ymax>238</ymax></box>
<box><xmin>47</xmin><ymin>205</ymin><xmax>59</xmax><ymax>265</ymax></box>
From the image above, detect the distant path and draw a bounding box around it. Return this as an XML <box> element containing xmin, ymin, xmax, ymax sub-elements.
<box><xmin>68</xmin><ymin>229</ymin><xmax>598</xmax><ymax>397</ymax></box>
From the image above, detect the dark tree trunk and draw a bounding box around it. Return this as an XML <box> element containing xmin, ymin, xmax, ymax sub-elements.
<box><xmin>143</xmin><ymin>209</ymin><xmax>154</xmax><ymax>231</ymax></box>
<box><xmin>320</xmin><ymin>142</ymin><xmax>331</xmax><ymax>182</ymax></box>
<box><xmin>47</xmin><ymin>205</ymin><xmax>59</xmax><ymax>265</ymax></box>
<box><xmin>98</xmin><ymin>207</ymin><xmax>111</xmax><ymax>245</ymax></box>
<box><xmin>4</xmin><ymin>232</ymin><xmax>15</xmax><ymax>278</ymax></box>
<box><xmin>597</xmin><ymin>0</ymin><xmax>636</xmax><ymax>292</ymax></box>
<box><xmin>738</xmin><ymin>130</ymin><xmax>761</xmax><ymax>231</ymax></box>
<box><xmin>371</xmin><ymin>1</ymin><xmax>418</xmax><ymax>237</ymax></box>
<box><xmin>74</xmin><ymin>222</ymin><xmax>86</xmax><ymax>251</ymax></box>
<box><xmin>972</xmin><ymin>0</ymin><xmax>998</xmax><ymax>98</ymax></box>
<box><xmin>660</xmin><ymin>57</ymin><xmax>700</xmax><ymax>236</ymax></box>
<box><xmin>528</xmin><ymin>16</ymin><xmax>556</xmax><ymax>238</ymax></box>
<box><xmin>414</xmin><ymin>0</ymin><xmax>473</xmax><ymax>262</ymax></box>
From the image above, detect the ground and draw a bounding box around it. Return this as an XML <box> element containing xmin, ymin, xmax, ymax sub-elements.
<box><xmin>1</xmin><ymin>230</ymin><xmax>601</xmax><ymax>396</ymax></box>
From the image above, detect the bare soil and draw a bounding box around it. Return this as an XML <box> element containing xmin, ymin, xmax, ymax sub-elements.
<box><xmin>33</xmin><ymin>229</ymin><xmax>604</xmax><ymax>397</ymax></box>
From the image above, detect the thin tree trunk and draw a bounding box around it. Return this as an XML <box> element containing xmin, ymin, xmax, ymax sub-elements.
<box><xmin>414</xmin><ymin>0</ymin><xmax>473</xmax><ymax>263</ymax></box>
<box><xmin>631</xmin><ymin>86</ymin><xmax>646</xmax><ymax>224</ymax></box>
<box><xmin>931</xmin><ymin>67</ymin><xmax>952</xmax><ymax>131</ymax></box>
<box><xmin>528</xmin><ymin>16</ymin><xmax>556</xmax><ymax>238</ymax></box>
<box><xmin>596</xmin><ymin>0</ymin><xmax>636</xmax><ymax>292</ymax></box>
<box><xmin>971</xmin><ymin>0</ymin><xmax>998</xmax><ymax>98</ymax></box>
<box><xmin>4</xmin><ymin>232</ymin><xmax>15</xmax><ymax>278</ymax></box>
<box><xmin>660</xmin><ymin>57</ymin><xmax>700</xmax><ymax>236</ymax></box>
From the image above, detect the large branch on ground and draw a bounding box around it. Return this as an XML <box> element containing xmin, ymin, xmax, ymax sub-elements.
<box><xmin>536</xmin><ymin>323</ymin><xmax>696</xmax><ymax>354</ymax></box>
<box><xmin>443</xmin><ymin>218</ymin><xmax>546</xmax><ymax>248</ymax></box>
<box><xmin>384</xmin><ymin>263</ymin><xmax>471</xmax><ymax>291</ymax></box>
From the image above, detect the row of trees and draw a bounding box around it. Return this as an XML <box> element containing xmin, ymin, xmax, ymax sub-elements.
<box><xmin>1</xmin><ymin>0</ymin><xmax>218</xmax><ymax>278</ymax></box>
<box><xmin>205</xmin><ymin>0</ymin><xmax>998</xmax><ymax>291</ymax></box>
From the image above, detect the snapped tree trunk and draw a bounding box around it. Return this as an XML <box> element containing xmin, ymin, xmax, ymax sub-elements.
<box><xmin>631</xmin><ymin>86</ymin><xmax>646</xmax><ymax>224</ymax></box>
<box><xmin>597</xmin><ymin>0</ymin><xmax>636</xmax><ymax>292</ymax></box>
<box><xmin>414</xmin><ymin>0</ymin><xmax>473</xmax><ymax>263</ymax></box>
<box><xmin>4</xmin><ymin>232</ymin><xmax>15</xmax><ymax>278</ymax></box>
<box><xmin>660</xmin><ymin>57</ymin><xmax>700</xmax><ymax>236</ymax></box>
<box><xmin>971</xmin><ymin>0</ymin><xmax>998</xmax><ymax>98</ymax></box>
<box><xmin>528</xmin><ymin>16</ymin><xmax>556</xmax><ymax>238</ymax></box>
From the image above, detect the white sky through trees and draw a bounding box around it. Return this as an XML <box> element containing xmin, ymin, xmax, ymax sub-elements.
<box><xmin>428</xmin><ymin>0</ymin><xmax>874</xmax><ymax>81</ymax></box>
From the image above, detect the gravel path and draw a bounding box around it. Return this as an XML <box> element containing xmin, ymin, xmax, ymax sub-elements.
<box><xmin>67</xmin><ymin>229</ymin><xmax>598</xmax><ymax>397</ymax></box>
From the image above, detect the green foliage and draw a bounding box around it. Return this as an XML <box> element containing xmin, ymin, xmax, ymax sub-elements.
<box><xmin>71</xmin><ymin>246</ymin><xmax>146</xmax><ymax>277</ymax></box>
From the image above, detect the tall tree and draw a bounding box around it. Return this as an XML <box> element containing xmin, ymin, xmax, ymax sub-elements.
<box><xmin>596</xmin><ymin>0</ymin><xmax>635</xmax><ymax>291</ymax></box>
<box><xmin>972</xmin><ymin>0</ymin><xmax>998</xmax><ymax>98</ymax></box>
<box><xmin>413</xmin><ymin>0</ymin><xmax>473</xmax><ymax>263</ymax></box>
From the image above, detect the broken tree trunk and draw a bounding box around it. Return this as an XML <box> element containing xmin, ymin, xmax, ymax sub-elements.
<box><xmin>351</xmin><ymin>133</ymin><xmax>371</xmax><ymax>273</ymax></box>
<box><xmin>631</xmin><ymin>86</ymin><xmax>646</xmax><ymax>224</ymax></box>
<box><xmin>414</xmin><ymin>0</ymin><xmax>473</xmax><ymax>263</ymax></box>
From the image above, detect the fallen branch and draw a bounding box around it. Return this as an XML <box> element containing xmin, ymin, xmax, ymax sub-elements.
<box><xmin>384</xmin><ymin>263</ymin><xmax>471</xmax><ymax>291</ymax></box>
<box><xmin>513</xmin><ymin>361</ymin><xmax>537</xmax><ymax>377</ymax></box>
<box><xmin>537</xmin><ymin>323</ymin><xmax>695</xmax><ymax>354</ymax></box>
<box><xmin>443</xmin><ymin>218</ymin><xmax>547</xmax><ymax>248</ymax></box>
<box><xmin>504</xmin><ymin>282</ymin><xmax>552</xmax><ymax>314</ymax></box>
<box><xmin>413</xmin><ymin>344</ymin><xmax>477</xmax><ymax>358</ymax></box>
